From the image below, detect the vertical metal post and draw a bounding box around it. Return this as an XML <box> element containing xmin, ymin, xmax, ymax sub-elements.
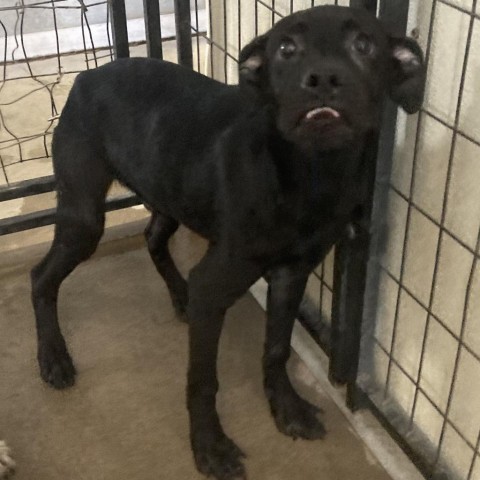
<box><xmin>110</xmin><ymin>0</ymin><xmax>129</xmax><ymax>58</ymax></box>
<box><xmin>350</xmin><ymin>0</ymin><xmax>377</xmax><ymax>10</ymax></box>
<box><xmin>329</xmin><ymin>0</ymin><xmax>410</xmax><ymax>410</ymax></box>
<box><xmin>143</xmin><ymin>0</ymin><xmax>163</xmax><ymax>59</ymax></box>
<box><xmin>328</xmin><ymin>0</ymin><xmax>379</xmax><ymax>405</ymax></box>
<box><xmin>174</xmin><ymin>0</ymin><xmax>193</xmax><ymax>68</ymax></box>
<box><xmin>329</xmin><ymin>133</ymin><xmax>378</xmax><ymax>410</ymax></box>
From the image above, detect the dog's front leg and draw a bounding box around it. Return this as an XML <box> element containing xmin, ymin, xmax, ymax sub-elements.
<box><xmin>264</xmin><ymin>265</ymin><xmax>326</xmax><ymax>440</ymax></box>
<box><xmin>187</xmin><ymin>248</ymin><xmax>262</xmax><ymax>480</ymax></box>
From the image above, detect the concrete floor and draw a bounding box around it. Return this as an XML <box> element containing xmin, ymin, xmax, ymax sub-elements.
<box><xmin>0</xmin><ymin>228</ymin><xmax>391</xmax><ymax>480</ymax></box>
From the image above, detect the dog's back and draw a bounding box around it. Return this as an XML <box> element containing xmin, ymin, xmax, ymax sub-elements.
<box><xmin>54</xmin><ymin>58</ymin><xmax>252</xmax><ymax>235</ymax></box>
<box><xmin>59</xmin><ymin>58</ymin><xmax>245</xmax><ymax>153</ymax></box>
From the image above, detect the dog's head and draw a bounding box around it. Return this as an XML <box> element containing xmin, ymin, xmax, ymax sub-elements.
<box><xmin>239</xmin><ymin>6</ymin><xmax>425</xmax><ymax>151</ymax></box>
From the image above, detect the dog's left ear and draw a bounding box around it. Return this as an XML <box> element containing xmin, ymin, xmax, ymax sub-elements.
<box><xmin>239</xmin><ymin>33</ymin><xmax>269</xmax><ymax>88</ymax></box>
<box><xmin>388</xmin><ymin>37</ymin><xmax>426</xmax><ymax>114</ymax></box>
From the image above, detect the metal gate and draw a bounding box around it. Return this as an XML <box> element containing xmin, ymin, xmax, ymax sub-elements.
<box><xmin>357</xmin><ymin>1</ymin><xmax>480</xmax><ymax>479</ymax></box>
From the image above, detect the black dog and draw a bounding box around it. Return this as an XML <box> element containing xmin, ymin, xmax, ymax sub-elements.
<box><xmin>31</xmin><ymin>6</ymin><xmax>425</xmax><ymax>479</ymax></box>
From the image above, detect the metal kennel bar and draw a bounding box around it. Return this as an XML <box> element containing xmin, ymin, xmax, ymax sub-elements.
<box><xmin>110</xmin><ymin>0</ymin><xmax>129</xmax><ymax>58</ymax></box>
<box><xmin>328</xmin><ymin>0</ymin><xmax>382</xmax><ymax>403</ymax></box>
<box><xmin>0</xmin><ymin>192</ymin><xmax>140</xmax><ymax>235</ymax></box>
<box><xmin>143</xmin><ymin>0</ymin><xmax>163</xmax><ymax>59</ymax></box>
<box><xmin>174</xmin><ymin>0</ymin><xmax>193</xmax><ymax>67</ymax></box>
<box><xmin>0</xmin><ymin>175</ymin><xmax>56</xmax><ymax>203</ymax></box>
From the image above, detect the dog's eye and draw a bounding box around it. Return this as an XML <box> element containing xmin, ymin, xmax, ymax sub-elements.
<box><xmin>279</xmin><ymin>39</ymin><xmax>297</xmax><ymax>59</ymax></box>
<box><xmin>353</xmin><ymin>33</ymin><xmax>374</xmax><ymax>56</ymax></box>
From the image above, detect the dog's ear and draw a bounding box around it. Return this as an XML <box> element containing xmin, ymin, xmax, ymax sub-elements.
<box><xmin>388</xmin><ymin>37</ymin><xmax>426</xmax><ymax>114</ymax></box>
<box><xmin>239</xmin><ymin>33</ymin><xmax>269</xmax><ymax>87</ymax></box>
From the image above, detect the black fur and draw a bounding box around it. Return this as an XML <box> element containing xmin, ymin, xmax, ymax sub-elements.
<box><xmin>31</xmin><ymin>6</ymin><xmax>425</xmax><ymax>480</ymax></box>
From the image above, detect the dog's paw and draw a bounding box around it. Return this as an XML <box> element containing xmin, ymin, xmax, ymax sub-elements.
<box><xmin>38</xmin><ymin>339</ymin><xmax>76</xmax><ymax>389</ymax></box>
<box><xmin>192</xmin><ymin>431</ymin><xmax>246</xmax><ymax>480</ymax></box>
<box><xmin>269</xmin><ymin>386</ymin><xmax>326</xmax><ymax>440</ymax></box>
<box><xmin>0</xmin><ymin>441</ymin><xmax>15</xmax><ymax>479</ymax></box>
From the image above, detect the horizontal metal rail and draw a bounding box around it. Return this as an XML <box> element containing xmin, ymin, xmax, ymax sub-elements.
<box><xmin>0</xmin><ymin>193</ymin><xmax>141</xmax><ymax>236</ymax></box>
<box><xmin>0</xmin><ymin>175</ymin><xmax>56</xmax><ymax>203</ymax></box>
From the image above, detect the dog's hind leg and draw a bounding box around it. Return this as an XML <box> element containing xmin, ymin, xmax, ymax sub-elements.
<box><xmin>31</xmin><ymin>131</ymin><xmax>112</xmax><ymax>389</ymax></box>
<box><xmin>144</xmin><ymin>212</ymin><xmax>188</xmax><ymax>317</ymax></box>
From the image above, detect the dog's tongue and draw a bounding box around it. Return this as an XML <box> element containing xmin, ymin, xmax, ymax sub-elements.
<box><xmin>305</xmin><ymin>107</ymin><xmax>340</xmax><ymax>121</ymax></box>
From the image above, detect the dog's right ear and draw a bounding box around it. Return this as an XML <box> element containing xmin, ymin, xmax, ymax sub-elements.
<box><xmin>239</xmin><ymin>33</ymin><xmax>269</xmax><ymax>87</ymax></box>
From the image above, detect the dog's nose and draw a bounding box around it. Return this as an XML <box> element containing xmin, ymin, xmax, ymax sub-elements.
<box><xmin>302</xmin><ymin>70</ymin><xmax>343</xmax><ymax>93</ymax></box>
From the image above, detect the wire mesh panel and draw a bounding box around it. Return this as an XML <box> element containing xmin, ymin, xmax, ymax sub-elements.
<box><xmin>358</xmin><ymin>1</ymin><xmax>480</xmax><ymax>479</ymax></box>
<box><xmin>0</xmin><ymin>0</ymin><xmax>123</xmax><ymax>186</ymax></box>
<box><xmin>0</xmin><ymin>0</ymin><xmax>210</xmax><ymax>188</ymax></box>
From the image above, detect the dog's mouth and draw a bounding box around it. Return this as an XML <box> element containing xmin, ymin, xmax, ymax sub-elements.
<box><xmin>282</xmin><ymin>104</ymin><xmax>355</xmax><ymax>149</ymax></box>
<box><xmin>303</xmin><ymin>106</ymin><xmax>341</xmax><ymax>122</ymax></box>
<box><xmin>285</xmin><ymin>104</ymin><xmax>356</xmax><ymax>149</ymax></box>
<box><xmin>295</xmin><ymin>106</ymin><xmax>345</xmax><ymax>132</ymax></box>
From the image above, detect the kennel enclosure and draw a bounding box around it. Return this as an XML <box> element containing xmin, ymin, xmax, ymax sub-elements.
<box><xmin>0</xmin><ymin>1</ymin><xmax>479</xmax><ymax>479</ymax></box>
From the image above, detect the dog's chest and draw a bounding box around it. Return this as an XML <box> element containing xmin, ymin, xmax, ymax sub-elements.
<box><xmin>234</xmin><ymin>182</ymin><xmax>355</xmax><ymax>264</ymax></box>
<box><xmin>220</xmin><ymin>125</ymin><xmax>364</xmax><ymax>262</ymax></box>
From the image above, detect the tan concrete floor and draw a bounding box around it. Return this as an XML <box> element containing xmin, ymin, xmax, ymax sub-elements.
<box><xmin>0</xmin><ymin>228</ymin><xmax>391</xmax><ymax>480</ymax></box>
